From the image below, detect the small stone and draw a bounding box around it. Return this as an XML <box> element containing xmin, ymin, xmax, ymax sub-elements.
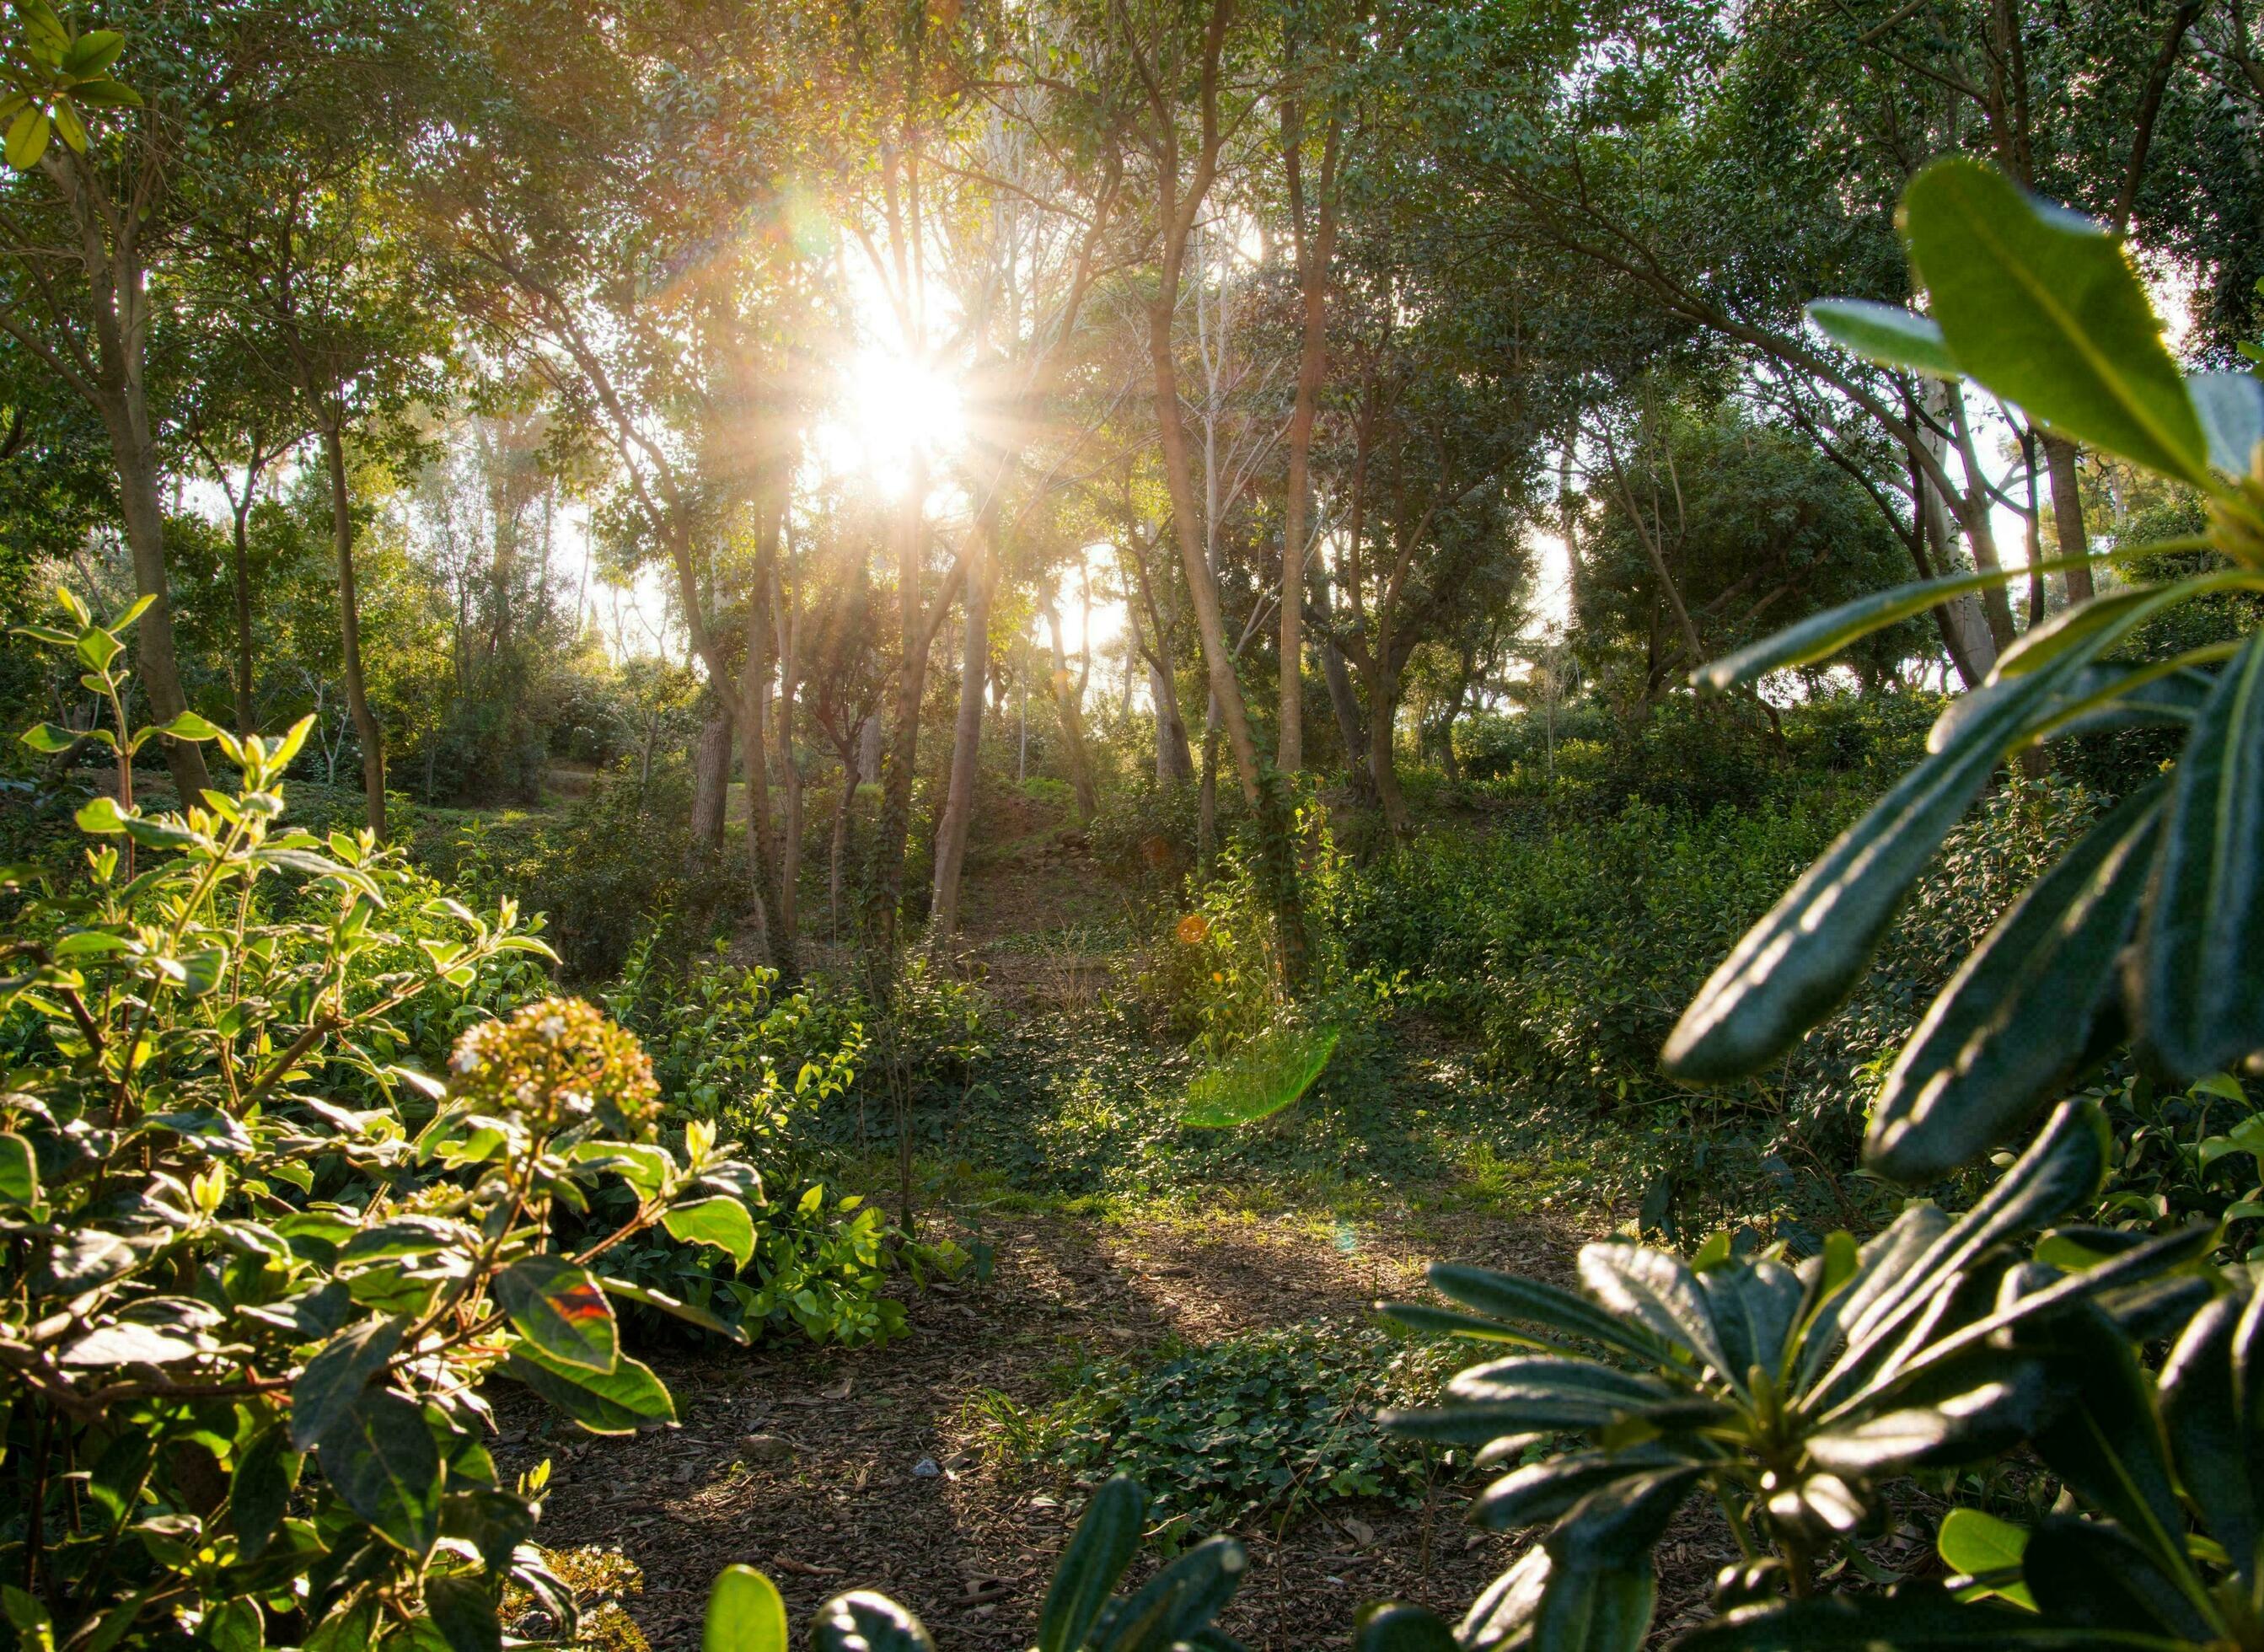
<box><xmin>740</xmin><ymin>1434</ymin><xmax>794</xmax><ymax>1466</ymax></box>
<box><xmin>912</xmin><ymin>1456</ymin><xmax>942</xmax><ymax>1478</ymax></box>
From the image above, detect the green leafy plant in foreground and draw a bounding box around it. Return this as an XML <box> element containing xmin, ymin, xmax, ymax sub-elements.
<box><xmin>0</xmin><ymin>593</ymin><xmax>767</xmax><ymax>1649</ymax></box>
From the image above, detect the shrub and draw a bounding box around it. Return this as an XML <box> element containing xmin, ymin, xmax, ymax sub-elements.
<box><xmin>0</xmin><ymin>594</ymin><xmax>770</xmax><ymax>1650</ymax></box>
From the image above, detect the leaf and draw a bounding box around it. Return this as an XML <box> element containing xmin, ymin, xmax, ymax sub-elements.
<box><xmin>32</xmin><ymin>1228</ymin><xmax>137</xmax><ymax>1295</ymax></box>
<box><xmin>1089</xmin><ymin>1537</ymin><xmax>1247</xmax><ymax>1652</ymax></box>
<box><xmin>810</xmin><ymin>1592</ymin><xmax>936</xmax><ymax>1652</ymax></box>
<box><xmin>1677</xmin><ymin>1585</ymin><xmax>2068</xmax><ymax>1648</ymax></box>
<box><xmin>1575</xmin><ymin>1245</ymin><xmax>1730</xmax><ymax>1376</ymax></box>
<box><xmin>594</xmin><ymin>1275</ymin><xmax>748</xmax><ymax>1344</ymax></box>
<box><xmin>1038</xmin><ymin>1477</ymin><xmax>1145</xmax><ymax>1652</ymax></box>
<box><xmin>2138</xmin><ymin>632</ymin><xmax>2264</xmax><ymax>1079</ymax></box>
<box><xmin>230</xmin><ymin>1425</ymin><xmax>297</xmax><ymax>1562</ymax></box>
<box><xmin>1664</xmin><ymin>658</ymin><xmax>2074</xmax><ymax>1081</ymax></box>
<box><xmin>153</xmin><ymin>710</ymin><xmax>220</xmax><ymax>743</ymax></box>
<box><xmin>61</xmin><ymin>29</ymin><xmax>122</xmax><ymax>75</ymax></box>
<box><xmin>1902</xmin><ymin>157</ymin><xmax>2211</xmax><ymax>487</ymax></box>
<box><xmin>67</xmin><ymin>78</ymin><xmax>140</xmax><ymax>108</ymax></box>
<box><xmin>19</xmin><ymin>721</ymin><xmax>79</xmax><ymax>753</ymax></box>
<box><xmin>502</xmin><ymin>1344</ymin><xmax>675</xmax><ymax>1435</ymax></box>
<box><xmin>0</xmin><ymin>1133</ymin><xmax>37</xmax><ymax>1206</ymax></box>
<box><xmin>704</xmin><ymin>1566</ymin><xmax>788</xmax><ymax>1652</ymax></box>
<box><xmin>1182</xmin><ymin>1023</ymin><xmax>1339</xmax><ymax>1127</ymax></box>
<box><xmin>2025</xmin><ymin>1305</ymin><xmax>2188</xmax><ymax>1580</ymax></box>
<box><xmin>1543</xmin><ymin>1470</ymin><xmax>1702</xmax><ymax>1571</ymax></box>
<box><xmin>314</xmin><ymin>1386</ymin><xmax>442</xmax><ymax>1556</ymax></box>
<box><xmin>1691</xmin><ymin>567</ymin><xmax>2036</xmax><ymax>695</ymax></box>
<box><xmin>292</xmin><ymin>1317</ymin><xmax>408</xmax><ymax>1451</ymax></box>
<box><xmin>1424</xmin><ymin>1263</ymin><xmax>1677</xmax><ymax>1365</ymax></box>
<box><xmin>1935</xmin><ymin>1508</ymin><xmax>2035</xmax><ymax>1609</ymax></box>
<box><xmin>1471</xmin><ymin>1451</ymin><xmax>1685</xmax><ymax>1533</ymax></box>
<box><xmin>5</xmin><ymin>106</ymin><xmax>51</xmax><ymax>170</ymax></box>
<box><xmin>2192</xmin><ymin>371</ymin><xmax>2264</xmax><ymax>478</ymax></box>
<box><xmin>58</xmin><ymin>1321</ymin><xmax>205</xmax><ymax>1366</ymax></box>
<box><xmin>1527</xmin><ymin>1556</ymin><xmax>1655</xmax><ymax>1652</ymax></box>
<box><xmin>426</xmin><ymin>1574</ymin><xmax>502</xmax><ymax>1652</ymax></box>
<box><xmin>1867</xmin><ymin>784</ymin><xmax>2163</xmax><ymax>1180</ymax></box>
<box><xmin>663</xmin><ymin>1198</ymin><xmax>755</xmax><ymax>1268</ymax></box>
<box><xmin>2159</xmin><ymin>1295</ymin><xmax>2256</xmax><ymax>1583</ymax></box>
<box><xmin>494</xmin><ymin>1256</ymin><xmax>616</xmax><ymax>1374</ymax></box>
<box><xmin>1807</xmin><ymin>299</ymin><xmax>1963</xmax><ymax>379</ymax></box>
<box><xmin>1352</xmin><ymin>1603</ymin><xmax>1458</xmax><ymax>1652</ymax></box>
<box><xmin>2020</xmin><ymin>1516</ymin><xmax>2212</xmax><ymax>1639</ymax></box>
<box><xmin>74</xmin><ymin>796</ymin><xmax>126</xmax><ymax>834</ymax></box>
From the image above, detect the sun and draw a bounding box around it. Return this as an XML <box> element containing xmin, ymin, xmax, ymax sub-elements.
<box><xmin>813</xmin><ymin>347</ymin><xmax>968</xmax><ymax>496</ymax></box>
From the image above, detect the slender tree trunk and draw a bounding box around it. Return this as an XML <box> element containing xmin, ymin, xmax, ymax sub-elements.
<box><xmin>230</xmin><ymin>494</ymin><xmax>257</xmax><ymax>736</ymax></box>
<box><xmin>1044</xmin><ymin>594</ymin><xmax>1100</xmax><ymax>823</ymax></box>
<box><xmin>773</xmin><ymin>547</ymin><xmax>803</xmax><ymax>952</ymax></box>
<box><xmin>322</xmin><ymin>424</ymin><xmax>385</xmax><ymax>837</ymax></box>
<box><xmin>931</xmin><ymin>529</ymin><xmax>995</xmax><ymax>941</ymax></box>
<box><xmin>101</xmin><ymin>394</ymin><xmax>211</xmax><ymax>802</ymax></box>
<box><xmin>741</xmin><ymin>515</ymin><xmax>794</xmax><ymax>982</ymax></box>
<box><xmin>863</xmin><ymin>469</ymin><xmax>942</xmax><ymax>974</ymax></box>
<box><xmin>830</xmin><ymin>733</ymin><xmax>861</xmax><ymax>944</ymax></box>
<box><xmin>1360</xmin><ymin>654</ymin><xmax>1411</xmax><ymax>838</ymax></box>
<box><xmin>1278</xmin><ymin>101</ymin><xmax>1339</xmax><ymax>775</ymax></box>
<box><xmin>2043</xmin><ymin>432</ymin><xmax>2095</xmax><ymax>603</ymax></box>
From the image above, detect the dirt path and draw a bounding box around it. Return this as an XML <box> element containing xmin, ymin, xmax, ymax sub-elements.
<box><xmin>491</xmin><ymin>1204</ymin><xmax>1748</xmax><ymax>1652</ymax></box>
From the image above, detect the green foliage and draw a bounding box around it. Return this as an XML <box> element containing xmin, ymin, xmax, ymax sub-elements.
<box><xmin>0</xmin><ymin>594</ymin><xmax>766</xmax><ymax>1649</ymax></box>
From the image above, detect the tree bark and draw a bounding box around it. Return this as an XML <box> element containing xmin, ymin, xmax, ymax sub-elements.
<box><xmin>773</xmin><ymin>541</ymin><xmax>804</xmax><ymax>954</ymax></box>
<box><xmin>229</xmin><ymin>490</ymin><xmax>257</xmax><ymax>736</ymax></box>
<box><xmin>692</xmin><ymin>709</ymin><xmax>731</xmax><ymax>850</ymax></box>
<box><xmin>1043</xmin><ymin>593</ymin><xmax>1101</xmax><ymax>824</ymax></box>
<box><xmin>741</xmin><ymin>503</ymin><xmax>795</xmax><ymax>982</ymax></box>
<box><xmin>2043</xmin><ymin>432</ymin><xmax>2095</xmax><ymax>603</ymax></box>
<box><xmin>322</xmin><ymin>424</ymin><xmax>385</xmax><ymax>837</ymax></box>
<box><xmin>930</xmin><ymin>527</ymin><xmax>996</xmax><ymax>941</ymax></box>
<box><xmin>1277</xmin><ymin>92</ymin><xmax>1339</xmax><ymax>775</ymax></box>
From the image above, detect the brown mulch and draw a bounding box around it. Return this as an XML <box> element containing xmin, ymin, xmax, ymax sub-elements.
<box><xmin>489</xmin><ymin>1205</ymin><xmax>1752</xmax><ymax>1652</ymax></box>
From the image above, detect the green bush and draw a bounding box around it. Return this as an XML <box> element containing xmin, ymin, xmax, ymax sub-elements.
<box><xmin>0</xmin><ymin>593</ymin><xmax>770</xmax><ymax>1650</ymax></box>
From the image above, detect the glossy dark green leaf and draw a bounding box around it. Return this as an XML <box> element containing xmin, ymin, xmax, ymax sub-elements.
<box><xmin>426</xmin><ymin>1573</ymin><xmax>502</xmax><ymax>1652</ymax></box>
<box><xmin>1575</xmin><ymin>1245</ymin><xmax>1730</xmax><ymax>1376</ymax></box>
<box><xmin>33</xmin><ymin>1227</ymin><xmax>139</xmax><ymax>1295</ymax></box>
<box><xmin>1392</xmin><ymin>1358</ymin><xmax>1677</xmax><ymax>1445</ymax></box>
<box><xmin>339</xmin><ymin>1216</ymin><xmax>467</xmax><ymax>1263</ymax></box>
<box><xmin>1795</xmin><ymin>1206</ymin><xmax>1948</xmax><ymax>1391</ymax></box>
<box><xmin>1545</xmin><ymin>1469</ymin><xmax>1701</xmax><ymax>1570</ymax></box>
<box><xmin>2021</xmin><ymin>1517</ymin><xmax>2210</xmax><ymax>1640</ymax></box>
<box><xmin>1528</xmin><ymin>1558</ymin><xmax>1654</xmax><ymax>1652</ymax></box>
<box><xmin>2159</xmin><ymin>1294</ymin><xmax>2256</xmax><ymax>1581</ymax></box>
<box><xmin>1376</xmin><ymin>1302</ymin><xmax>1550</xmax><ymax>1348</ymax></box>
<box><xmin>1902</xmin><ymin>158</ymin><xmax>2210</xmax><ymax>486</ymax></box>
<box><xmin>2024</xmin><ymin>1306</ymin><xmax>2188</xmax><ymax>1580</ymax></box>
<box><xmin>1352</xmin><ymin>1602</ymin><xmax>1458</xmax><ymax>1652</ymax></box>
<box><xmin>1869</xmin><ymin>786</ymin><xmax>2162</xmax><ymax>1181</ymax></box>
<box><xmin>1472</xmin><ymin>1450</ymin><xmax>1684</xmax><ymax>1533</ymax></box>
<box><xmin>1698</xmin><ymin>1260</ymin><xmax>1800</xmax><ymax>1392</ymax></box>
<box><xmin>2138</xmin><ymin>633</ymin><xmax>2264</xmax><ymax>1079</ymax></box>
<box><xmin>494</xmin><ymin>1256</ymin><xmax>616</xmax><ymax>1374</ymax></box>
<box><xmin>0</xmin><ymin>1133</ymin><xmax>36</xmax><ymax>1207</ymax></box>
<box><xmin>810</xmin><ymin>1591</ymin><xmax>935</xmax><ymax>1652</ymax></box>
<box><xmin>229</xmin><ymin>1425</ymin><xmax>298</xmax><ymax>1562</ymax></box>
<box><xmin>1038</xmin><ymin>1477</ymin><xmax>1144</xmax><ymax>1652</ymax></box>
<box><xmin>1806</xmin><ymin>299</ymin><xmax>1962</xmax><ymax>378</ymax></box>
<box><xmin>314</xmin><ymin>1387</ymin><xmax>442</xmax><ymax>1557</ymax></box>
<box><xmin>501</xmin><ymin>1345</ymin><xmax>674</xmax><ymax>1435</ymax></box>
<box><xmin>1424</xmin><ymin>1263</ymin><xmax>1674</xmax><ymax>1365</ymax></box>
<box><xmin>703</xmin><ymin>1565</ymin><xmax>786</xmax><ymax>1652</ymax></box>
<box><xmin>1807</xmin><ymin>1353</ymin><xmax>2053</xmax><ymax>1475</ymax></box>
<box><xmin>1664</xmin><ymin>659</ymin><xmax>2072</xmax><ymax>1081</ymax></box>
<box><xmin>1677</xmin><ymin>1584</ymin><xmax>2078</xmax><ymax>1648</ymax></box>
<box><xmin>292</xmin><ymin>1317</ymin><xmax>408</xmax><ymax>1451</ymax></box>
<box><xmin>1090</xmin><ymin>1537</ymin><xmax>1247</xmax><ymax>1652</ymax></box>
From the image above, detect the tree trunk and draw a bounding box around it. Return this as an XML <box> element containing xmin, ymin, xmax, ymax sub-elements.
<box><xmin>773</xmin><ymin>547</ymin><xmax>804</xmax><ymax>953</ymax></box>
<box><xmin>101</xmin><ymin>393</ymin><xmax>211</xmax><ymax>803</ymax></box>
<box><xmin>2043</xmin><ymin>432</ymin><xmax>2095</xmax><ymax>603</ymax></box>
<box><xmin>740</xmin><ymin>516</ymin><xmax>794</xmax><ymax>981</ymax></box>
<box><xmin>930</xmin><ymin>531</ymin><xmax>995</xmax><ymax>941</ymax></box>
<box><xmin>322</xmin><ymin>425</ymin><xmax>385</xmax><ymax>837</ymax></box>
<box><xmin>231</xmin><ymin>494</ymin><xmax>257</xmax><ymax>736</ymax></box>
<box><xmin>1320</xmin><ymin>637</ymin><xmax>1371</xmax><ymax>799</ymax></box>
<box><xmin>1360</xmin><ymin>659</ymin><xmax>1411</xmax><ymax>839</ymax></box>
<box><xmin>1278</xmin><ymin>99</ymin><xmax>1339</xmax><ymax>775</ymax></box>
<box><xmin>1044</xmin><ymin>594</ymin><xmax>1101</xmax><ymax>824</ymax></box>
<box><xmin>691</xmin><ymin>710</ymin><xmax>731</xmax><ymax>850</ymax></box>
<box><xmin>862</xmin><ymin>475</ymin><xmax>941</xmax><ymax>973</ymax></box>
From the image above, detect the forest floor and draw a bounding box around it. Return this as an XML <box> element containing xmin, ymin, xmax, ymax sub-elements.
<box><xmin>491</xmin><ymin>788</ymin><xmax>1745</xmax><ymax>1651</ymax></box>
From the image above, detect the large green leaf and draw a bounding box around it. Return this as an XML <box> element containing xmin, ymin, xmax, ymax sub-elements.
<box><xmin>1471</xmin><ymin>1451</ymin><xmax>1686</xmax><ymax>1534</ymax></box>
<box><xmin>1690</xmin><ymin>567</ymin><xmax>2038</xmax><ymax>695</ymax></box>
<box><xmin>2137</xmin><ymin>632</ymin><xmax>2264</xmax><ymax>1079</ymax></box>
<box><xmin>1575</xmin><ymin>1245</ymin><xmax>1730</xmax><ymax>1376</ymax></box>
<box><xmin>1038</xmin><ymin>1478</ymin><xmax>1144</xmax><ymax>1652</ymax></box>
<box><xmin>1806</xmin><ymin>299</ymin><xmax>1962</xmax><ymax>378</ymax></box>
<box><xmin>493</xmin><ymin>1256</ymin><xmax>617</xmax><ymax>1374</ymax></box>
<box><xmin>1902</xmin><ymin>157</ymin><xmax>2211</xmax><ymax>487</ymax></box>
<box><xmin>662</xmin><ymin>1198</ymin><xmax>755</xmax><ymax>1269</ymax></box>
<box><xmin>1527</xmin><ymin>1558</ymin><xmax>1654</xmax><ymax>1652</ymax></box>
<box><xmin>1544</xmin><ymin>1470</ymin><xmax>1702</xmax><ymax>1571</ymax></box>
<box><xmin>502</xmin><ymin>1344</ymin><xmax>675</xmax><ymax>1435</ymax></box>
<box><xmin>1089</xmin><ymin>1537</ymin><xmax>1247</xmax><ymax>1652</ymax></box>
<box><xmin>703</xmin><ymin>1566</ymin><xmax>787</xmax><ymax>1652</ymax></box>
<box><xmin>426</xmin><ymin>1573</ymin><xmax>503</xmax><ymax>1652</ymax></box>
<box><xmin>810</xmin><ymin>1592</ymin><xmax>935</xmax><ymax>1652</ymax></box>
<box><xmin>229</xmin><ymin>1425</ymin><xmax>298</xmax><ymax>1562</ymax></box>
<box><xmin>1352</xmin><ymin>1604</ymin><xmax>1458</xmax><ymax>1652</ymax></box>
<box><xmin>314</xmin><ymin>1387</ymin><xmax>443</xmax><ymax>1556</ymax></box>
<box><xmin>1664</xmin><ymin>657</ymin><xmax>2074</xmax><ymax>1081</ymax></box>
<box><xmin>1936</xmin><ymin>1507</ymin><xmax>2035</xmax><ymax>1610</ymax></box>
<box><xmin>2192</xmin><ymin>371</ymin><xmax>2264</xmax><ymax>478</ymax></box>
<box><xmin>2020</xmin><ymin>1517</ymin><xmax>2213</xmax><ymax>1641</ymax></box>
<box><xmin>1867</xmin><ymin>785</ymin><xmax>2162</xmax><ymax>1181</ymax></box>
<box><xmin>292</xmin><ymin>1316</ymin><xmax>408</xmax><ymax>1451</ymax></box>
<box><xmin>2159</xmin><ymin>1295</ymin><xmax>2255</xmax><ymax>1583</ymax></box>
<box><xmin>597</xmin><ymin>1274</ymin><xmax>749</xmax><ymax>1345</ymax></box>
<box><xmin>1698</xmin><ymin>1260</ymin><xmax>1800</xmax><ymax>1393</ymax></box>
<box><xmin>1424</xmin><ymin>1263</ymin><xmax>1676</xmax><ymax>1366</ymax></box>
<box><xmin>2023</xmin><ymin>1306</ymin><xmax>2190</xmax><ymax>1583</ymax></box>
